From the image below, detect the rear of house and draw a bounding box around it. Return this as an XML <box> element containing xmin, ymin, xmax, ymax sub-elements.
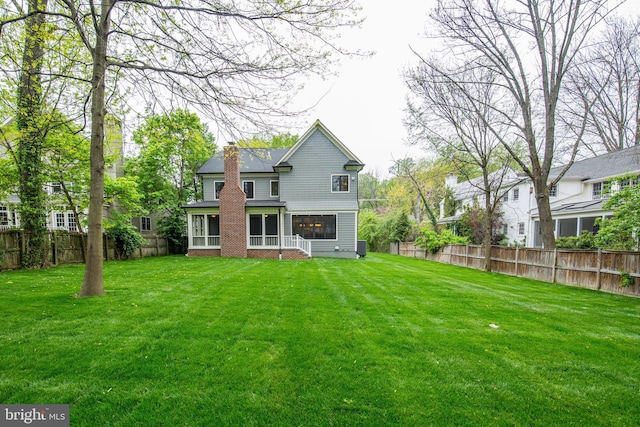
<box><xmin>184</xmin><ymin>120</ymin><xmax>364</xmax><ymax>259</ymax></box>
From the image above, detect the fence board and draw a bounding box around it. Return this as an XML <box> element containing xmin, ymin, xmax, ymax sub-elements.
<box><xmin>397</xmin><ymin>242</ymin><xmax>639</xmax><ymax>297</ymax></box>
<box><xmin>0</xmin><ymin>231</ymin><xmax>174</xmax><ymax>271</ymax></box>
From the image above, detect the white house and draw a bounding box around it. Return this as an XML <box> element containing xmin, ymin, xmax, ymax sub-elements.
<box><xmin>441</xmin><ymin>145</ymin><xmax>640</xmax><ymax>248</ymax></box>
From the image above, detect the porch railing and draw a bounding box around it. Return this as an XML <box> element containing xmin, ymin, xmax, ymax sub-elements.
<box><xmin>282</xmin><ymin>234</ymin><xmax>311</xmax><ymax>257</ymax></box>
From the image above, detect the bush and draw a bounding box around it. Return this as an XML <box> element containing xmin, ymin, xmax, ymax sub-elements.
<box><xmin>158</xmin><ymin>210</ymin><xmax>186</xmax><ymax>253</ymax></box>
<box><xmin>106</xmin><ymin>222</ymin><xmax>145</xmax><ymax>259</ymax></box>
<box><xmin>416</xmin><ymin>228</ymin><xmax>468</xmax><ymax>253</ymax></box>
<box><xmin>555</xmin><ymin>232</ymin><xmax>597</xmax><ymax>250</ymax></box>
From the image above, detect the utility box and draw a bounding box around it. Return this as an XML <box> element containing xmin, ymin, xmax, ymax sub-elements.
<box><xmin>357</xmin><ymin>240</ymin><xmax>367</xmax><ymax>258</ymax></box>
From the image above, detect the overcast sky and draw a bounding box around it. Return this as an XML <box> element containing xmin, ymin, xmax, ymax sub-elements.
<box><xmin>290</xmin><ymin>1</ymin><xmax>437</xmax><ymax>177</ymax></box>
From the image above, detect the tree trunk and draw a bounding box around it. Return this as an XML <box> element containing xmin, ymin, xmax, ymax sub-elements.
<box><xmin>79</xmin><ymin>1</ymin><xmax>111</xmax><ymax>297</ymax></box>
<box><xmin>532</xmin><ymin>177</ymin><xmax>556</xmax><ymax>249</ymax></box>
<box><xmin>482</xmin><ymin>174</ymin><xmax>492</xmax><ymax>272</ymax></box>
<box><xmin>16</xmin><ymin>0</ymin><xmax>49</xmax><ymax>268</ymax></box>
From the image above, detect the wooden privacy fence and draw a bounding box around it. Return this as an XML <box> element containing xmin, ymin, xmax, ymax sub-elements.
<box><xmin>0</xmin><ymin>230</ymin><xmax>173</xmax><ymax>271</ymax></box>
<box><xmin>395</xmin><ymin>242</ymin><xmax>640</xmax><ymax>298</ymax></box>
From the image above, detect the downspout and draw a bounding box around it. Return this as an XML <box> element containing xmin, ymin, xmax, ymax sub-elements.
<box><xmin>278</xmin><ymin>207</ymin><xmax>282</xmax><ymax>260</ymax></box>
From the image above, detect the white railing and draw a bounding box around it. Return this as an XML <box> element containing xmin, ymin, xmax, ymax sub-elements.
<box><xmin>249</xmin><ymin>235</ymin><xmax>280</xmax><ymax>247</ymax></box>
<box><xmin>207</xmin><ymin>236</ymin><xmax>220</xmax><ymax>246</ymax></box>
<box><xmin>282</xmin><ymin>234</ymin><xmax>311</xmax><ymax>257</ymax></box>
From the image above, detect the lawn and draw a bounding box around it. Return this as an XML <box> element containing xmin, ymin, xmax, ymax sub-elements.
<box><xmin>1</xmin><ymin>253</ymin><xmax>639</xmax><ymax>426</ymax></box>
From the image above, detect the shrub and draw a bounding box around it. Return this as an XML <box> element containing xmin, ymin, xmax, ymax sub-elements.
<box><xmin>106</xmin><ymin>222</ymin><xmax>145</xmax><ymax>259</ymax></box>
<box><xmin>556</xmin><ymin>232</ymin><xmax>597</xmax><ymax>250</ymax></box>
<box><xmin>416</xmin><ymin>228</ymin><xmax>468</xmax><ymax>253</ymax></box>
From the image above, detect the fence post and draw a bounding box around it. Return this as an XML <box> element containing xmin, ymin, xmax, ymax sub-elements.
<box><xmin>551</xmin><ymin>248</ymin><xmax>557</xmax><ymax>283</ymax></box>
<box><xmin>465</xmin><ymin>244</ymin><xmax>469</xmax><ymax>268</ymax></box>
<box><xmin>515</xmin><ymin>246</ymin><xmax>519</xmax><ymax>277</ymax></box>
<box><xmin>596</xmin><ymin>248</ymin><xmax>602</xmax><ymax>291</ymax></box>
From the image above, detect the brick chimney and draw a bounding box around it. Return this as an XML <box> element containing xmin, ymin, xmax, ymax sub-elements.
<box><xmin>219</xmin><ymin>143</ymin><xmax>247</xmax><ymax>257</ymax></box>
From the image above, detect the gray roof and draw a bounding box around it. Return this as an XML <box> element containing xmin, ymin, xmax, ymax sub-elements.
<box><xmin>550</xmin><ymin>145</ymin><xmax>640</xmax><ymax>181</ymax></box>
<box><xmin>183</xmin><ymin>200</ymin><xmax>286</xmax><ymax>209</ymax></box>
<box><xmin>197</xmin><ymin>148</ymin><xmax>289</xmax><ymax>174</ymax></box>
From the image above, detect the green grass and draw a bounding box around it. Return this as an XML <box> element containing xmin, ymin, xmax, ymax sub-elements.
<box><xmin>1</xmin><ymin>254</ymin><xmax>639</xmax><ymax>426</ymax></box>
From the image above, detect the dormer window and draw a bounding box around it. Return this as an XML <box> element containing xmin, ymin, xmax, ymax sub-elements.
<box><xmin>331</xmin><ymin>174</ymin><xmax>349</xmax><ymax>192</ymax></box>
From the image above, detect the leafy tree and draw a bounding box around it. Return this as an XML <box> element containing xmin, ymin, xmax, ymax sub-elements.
<box><xmin>596</xmin><ymin>177</ymin><xmax>640</xmax><ymax>250</ymax></box>
<box><xmin>129</xmin><ymin>109</ymin><xmax>216</xmax><ymax>209</ymax></box>
<box><xmin>15</xmin><ymin>0</ymin><xmax>50</xmax><ymax>267</ymax></box>
<box><xmin>238</xmin><ymin>133</ymin><xmax>298</xmax><ymax>148</ymax></box>
<box><xmin>389</xmin><ymin>158</ymin><xmax>450</xmax><ymax>232</ymax></box>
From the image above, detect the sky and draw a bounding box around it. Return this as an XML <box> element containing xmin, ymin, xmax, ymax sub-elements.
<box><xmin>290</xmin><ymin>1</ymin><xmax>437</xmax><ymax>177</ymax></box>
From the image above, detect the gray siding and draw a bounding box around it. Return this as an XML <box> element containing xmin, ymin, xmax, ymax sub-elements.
<box><xmin>202</xmin><ymin>174</ymin><xmax>277</xmax><ymax>202</ymax></box>
<box><xmin>202</xmin><ymin>176</ymin><xmax>221</xmax><ymax>202</ymax></box>
<box><xmin>242</xmin><ymin>175</ymin><xmax>279</xmax><ymax>200</ymax></box>
<box><xmin>280</xmin><ymin>129</ymin><xmax>359</xmax><ymax>211</ymax></box>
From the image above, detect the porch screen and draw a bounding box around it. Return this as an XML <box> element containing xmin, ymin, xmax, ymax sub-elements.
<box><xmin>292</xmin><ymin>215</ymin><xmax>336</xmax><ymax>240</ymax></box>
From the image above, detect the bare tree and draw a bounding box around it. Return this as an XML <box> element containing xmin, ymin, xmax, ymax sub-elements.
<box><xmin>405</xmin><ymin>59</ymin><xmax>514</xmax><ymax>271</ymax></box>
<box><xmin>428</xmin><ymin>0</ymin><xmax>620</xmax><ymax>248</ymax></box>
<box><xmin>567</xmin><ymin>16</ymin><xmax>640</xmax><ymax>154</ymax></box>
<box><xmin>44</xmin><ymin>0</ymin><xmax>361</xmax><ymax>296</ymax></box>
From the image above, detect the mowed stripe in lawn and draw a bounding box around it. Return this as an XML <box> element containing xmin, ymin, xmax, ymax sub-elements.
<box><xmin>0</xmin><ymin>254</ymin><xmax>639</xmax><ymax>426</ymax></box>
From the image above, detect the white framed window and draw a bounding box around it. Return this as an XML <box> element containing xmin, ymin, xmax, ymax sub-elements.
<box><xmin>512</xmin><ymin>188</ymin><xmax>519</xmax><ymax>201</ymax></box>
<box><xmin>270</xmin><ymin>180</ymin><xmax>279</xmax><ymax>197</ymax></box>
<box><xmin>502</xmin><ymin>192</ymin><xmax>509</xmax><ymax>202</ymax></box>
<box><xmin>331</xmin><ymin>174</ymin><xmax>349</xmax><ymax>192</ymax></box>
<box><xmin>248</xmin><ymin>213</ymin><xmax>279</xmax><ymax>247</ymax></box>
<box><xmin>593</xmin><ymin>181</ymin><xmax>610</xmax><ymax>200</ymax></box>
<box><xmin>518</xmin><ymin>222</ymin><xmax>525</xmax><ymax>235</ymax></box>
<box><xmin>292</xmin><ymin>214</ymin><xmax>337</xmax><ymax>240</ymax></box>
<box><xmin>141</xmin><ymin>216</ymin><xmax>151</xmax><ymax>231</ymax></box>
<box><xmin>0</xmin><ymin>206</ymin><xmax>8</xmax><ymax>226</ymax></box>
<box><xmin>192</xmin><ymin>214</ymin><xmax>205</xmax><ymax>246</ymax></box>
<box><xmin>51</xmin><ymin>183</ymin><xmax>62</xmax><ymax>194</ymax></box>
<box><xmin>243</xmin><ymin>181</ymin><xmax>255</xmax><ymax>199</ymax></box>
<box><xmin>214</xmin><ymin>181</ymin><xmax>224</xmax><ymax>199</ymax></box>
<box><xmin>549</xmin><ymin>184</ymin><xmax>558</xmax><ymax>198</ymax></box>
<box><xmin>56</xmin><ymin>212</ymin><xmax>66</xmax><ymax>228</ymax></box>
<box><xmin>67</xmin><ymin>213</ymin><xmax>77</xmax><ymax>232</ymax></box>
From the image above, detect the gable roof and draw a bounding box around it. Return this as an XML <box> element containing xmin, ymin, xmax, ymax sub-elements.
<box><xmin>549</xmin><ymin>145</ymin><xmax>640</xmax><ymax>181</ymax></box>
<box><xmin>197</xmin><ymin>120</ymin><xmax>364</xmax><ymax>175</ymax></box>
<box><xmin>197</xmin><ymin>148</ymin><xmax>289</xmax><ymax>174</ymax></box>
<box><xmin>276</xmin><ymin>119</ymin><xmax>364</xmax><ymax>166</ymax></box>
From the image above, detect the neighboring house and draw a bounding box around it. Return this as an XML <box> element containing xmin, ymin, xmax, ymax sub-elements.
<box><xmin>441</xmin><ymin>145</ymin><xmax>640</xmax><ymax>248</ymax></box>
<box><xmin>0</xmin><ymin>116</ymin><xmax>159</xmax><ymax>234</ymax></box>
<box><xmin>439</xmin><ymin>169</ymin><xmax>530</xmax><ymax>245</ymax></box>
<box><xmin>530</xmin><ymin>144</ymin><xmax>640</xmax><ymax>247</ymax></box>
<box><xmin>184</xmin><ymin>120</ymin><xmax>364</xmax><ymax>259</ymax></box>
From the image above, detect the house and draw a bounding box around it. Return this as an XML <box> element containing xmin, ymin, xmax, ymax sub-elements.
<box><xmin>441</xmin><ymin>145</ymin><xmax>640</xmax><ymax>248</ymax></box>
<box><xmin>184</xmin><ymin>120</ymin><xmax>364</xmax><ymax>259</ymax></box>
<box><xmin>529</xmin><ymin>144</ymin><xmax>640</xmax><ymax>247</ymax></box>
<box><xmin>0</xmin><ymin>116</ymin><xmax>159</xmax><ymax>234</ymax></box>
<box><xmin>439</xmin><ymin>169</ymin><xmax>530</xmax><ymax>245</ymax></box>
